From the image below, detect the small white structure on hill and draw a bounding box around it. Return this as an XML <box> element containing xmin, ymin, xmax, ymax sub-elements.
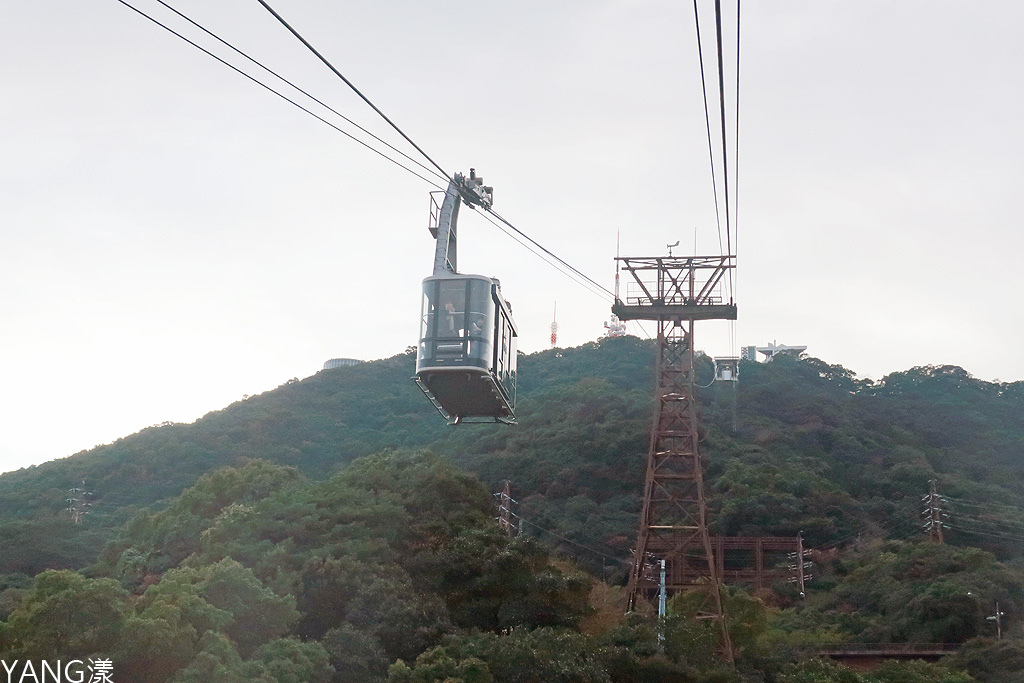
<box><xmin>750</xmin><ymin>341</ymin><xmax>807</xmax><ymax>361</ymax></box>
<box><xmin>323</xmin><ymin>358</ymin><xmax>364</xmax><ymax>370</ymax></box>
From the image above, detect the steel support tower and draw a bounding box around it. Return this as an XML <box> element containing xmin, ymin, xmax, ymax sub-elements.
<box><xmin>614</xmin><ymin>255</ymin><xmax>736</xmax><ymax>661</ymax></box>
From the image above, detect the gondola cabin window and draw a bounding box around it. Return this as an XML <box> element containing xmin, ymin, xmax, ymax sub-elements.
<box><xmin>415</xmin><ymin>272</ymin><xmax>517</xmax><ymax>423</ymax></box>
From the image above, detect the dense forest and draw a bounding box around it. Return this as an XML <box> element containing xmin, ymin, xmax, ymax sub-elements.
<box><xmin>0</xmin><ymin>336</ymin><xmax>1022</xmax><ymax>681</ymax></box>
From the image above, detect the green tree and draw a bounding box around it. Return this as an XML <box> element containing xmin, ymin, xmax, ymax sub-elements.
<box><xmin>438</xmin><ymin>628</ymin><xmax>612</xmax><ymax>683</ymax></box>
<box><xmin>388</xmin><ymin>646</ymin><xmax>492</xmax><ymax>683</ymax></box>
<box><xmin>422</xmin><ymin>528</ymin><xmax>591</xmax><ymax>631</ymax></box>
<box><xmin>4</xmin><ymin>570</ymin><xmax>127</xmax><ymax>658</ymax></box>
<box><xmin>187</xmin><ymin>558</ymin><xmax>299</xmax><ymax>657</ymax></box>
<box><xmin>167</xmin><ymin>631</ymin><xmax>272</xmax><ymax>683</ymax></box>
<box><xmin>343</xmin><ymin>572</ymin><xmax>451</xmax><ymax>663</ymax></box>
<box><xmin>115</xmin><ymin>570</ymin><xmax>235</xmax><ymax>683</ymax></box>
<box><xmin>255</xmin><ymin>637</ymin><xmax>333</xmax><ymax>683</ymax></box>
<box><xmin>951</xmin><ymin>637</ymin><xmax>1024</xmax><ymax>683</ymax></box>
<box><xmin>322</xmin><ymin>623</ymin><xmax>390</xmax><ymax>683</ymax></box>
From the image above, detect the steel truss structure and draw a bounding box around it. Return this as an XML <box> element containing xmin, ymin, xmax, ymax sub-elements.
<box><xmin>667</xmin><ymin>534</ymin><xmax>809</xmax><ymax>591</ymax></box>
<box><xmin>616</xmin><ymin>255</ymin><xmax>736</xmax><ymax>662</ymax></box>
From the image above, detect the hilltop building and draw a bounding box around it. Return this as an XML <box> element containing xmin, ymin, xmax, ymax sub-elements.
<box><xmin>742</xmin><ymin>341</ymin><xmax>807</xmax><ymax>362</ymax></box>
<box><xmin>323</xmin><ymin>358</ymin><xmax>364</xmax><ymax>370</ymax></box>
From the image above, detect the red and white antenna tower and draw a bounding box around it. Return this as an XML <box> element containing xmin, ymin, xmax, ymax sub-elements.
<box><xmin>550</xmin><ymin>302</ymin><xmax>558</xmax><ymax>348</ymax></box>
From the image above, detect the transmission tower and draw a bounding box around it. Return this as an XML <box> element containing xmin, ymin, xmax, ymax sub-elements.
<box><xmin>614</xmin><ymin>254</ymin><xmax>736</xmax><ymax>662</ymax></box>
<box><xmin>494</xmin><ymin>480</ymin><xmax>517</xmax><ymax>537</ymax></box>
<box><xmin>922</xmin><ymin>479</ymin><xmax>947</xmax><ymax>544</ymax></box>
<box><xmin>550</xmin><ymin>302</ymin><xmax>558</xmax><ymax>349</ymax></box>
<box><xmin>787</xmin><ymin>532</ymin><xmax>813</xmax><ymax>598</ymax></box>
<box><xmin>66</xmin><ymin>479</ymin><xmax>92</xmax><ymax>525</ymax></box>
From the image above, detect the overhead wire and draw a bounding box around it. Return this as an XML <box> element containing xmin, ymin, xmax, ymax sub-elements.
<box><xmin>713</xmin><ymin>0</ymin><xmax>734</xmax><ymax>301</ymax></box>
<box><xmin>486</xmin><ymin>209</ymin><xmax>617</xmax><ymax>301</ymax></box>
<box><xmin>472</xmin><ymin>209</ymin><xmax>611</xmax><ymax>302</ymax></box>
<box><xmin>809</xmin><ymin>493</ymin><xmax>1024</xmax><ymax>548</ymax></box>
<box><xmin>946</xmin><ymin>508</ymin><xmax>1024</xmax><ymax>530</ymax></box>
<box><xmin>507</xmin><ymin>502</ymin><xmax>632</xmax><ymax>553</ymax></box>
<box><xmin>117</xmin><ymin>0</ymin><xmax>621</xmax><ymax>309</ymax></box>
<box><xmin>729</xmin><ymin>0</ymin><xmax>741</xmax><ymax>360</ymax></box>
<box><xmin>510</xmin><ymin>510</ymin><xmax>631</xmax><ymax>566</ymax></box>
<box><xmin>694</xmin><ymin>1</ymin><xmax>741</xmax><ymax>358</ymax></box>
<box><xmin>944</xmin><ymin>496</ymin><xmax>1024</xmax><ymax>515</ymax></box>
<box><xmin>733</xmin><ymin>0</ymin><xmax>741</xmax><ymax>299</ymax></box>
<box><xmin>152</xmin><ymin>0</ymin><xmax>449</xmax><ymax>185</ymax></box>
<box><xmin>692</xmin><ymin>0</ymin><xmax>725</xmax><ymax>257</ymax></box>
<box><xmin>946</xmin><ymin>525</ymin><xmax>1024</xmax><ymax>544</ymax></box>
<box><xmin>254</xmin><ymin>1</ymin><xmax>623</xmax><ymax>306</ymax></box>
<box><xmin>814</xmin><ymin>498</ymin><xmax>927</xmax><ymax>550</ymax></box>
<box><xmin>255</xmin><ymin>0</ymin><xmax>451</xmax><ymax>183</ymax></box>
<box><xmin>632</xmin><ymin>322</ymin><xmax>653</xmax><ymax>339</ymax></box>
<box><xmin>113</xmin><ymin>0</ymin><xmax>445</xmax><ymax>189</ymax></box>
<box><xmin>945</xmin><ymin>497</ymin><xmax>1024</xmax><ymax>516</ymax></box>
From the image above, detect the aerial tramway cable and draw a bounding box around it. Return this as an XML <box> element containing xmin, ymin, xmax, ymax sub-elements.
<box><xmin>114</xmin><ymin>0</ymin><xmax>618</xmax><ymax>305</ymax></box>
<box><xmin>692</xmin><ymin>0</ymin><xmax>725</xmax><ymax>258</ymax></box>
<box><xmin>714</xmin><ymin>0</ymin><xmax>733</xmax><ymax>267</ymax></box>
<box><xmin>149</xmin><ymin>0</ymin><xmax>446</xmax><ymax>185</ymax></box>
<box><xmin>730</xmin><ymin>0</ymin><xmax>741</xmax><ymax>358</ymax></box>
<box><xmin>255</xmin><ymin>0</ymin><xmax>451</xmax><ymax>183</ymax></box>
<box><xmin>475</xmin><ymin>210</ymin><xmax>612</xmax><ymax>302</ymax></box>
<box><xmin>151</xmin><ymin>0</ymin><xmax>448</xmax><ymax>185</ymax></box>
<box><xmin>254</xmin><ymin>0</ymin><xmax>616</xmax><ymax>302</ymax></box>
<box><xmin>113</xmin><ymin>0</ymin><xmax>446</xmax><ymax>189</ymax></box>
<box><xmin>486</xmin><ymin>210</ymin><xmax>616</xmax><ymax>301</ymax></box>
<box><xmin>694</xmin><ymin>0</ymin><xmax>742</xmax><ymax>358</ymax></box>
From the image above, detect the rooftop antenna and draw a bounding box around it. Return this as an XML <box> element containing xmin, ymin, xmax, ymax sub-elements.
<box><xmin>667</xmin><ymin>240</ymin><xmax>680</xmax><ymax>257</ymax></box>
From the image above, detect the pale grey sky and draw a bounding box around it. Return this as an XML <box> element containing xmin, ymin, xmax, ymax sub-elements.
<box><xmin>2</xmin><ymin>1</ymin><xmax>1021</xmax><ymax>472</ymax></box>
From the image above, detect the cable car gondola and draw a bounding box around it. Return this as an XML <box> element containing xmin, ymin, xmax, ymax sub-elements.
<box><xmin>413</xmin><ymin>170</ymin><xmax>518</xmax><ymax>424</ymax></box>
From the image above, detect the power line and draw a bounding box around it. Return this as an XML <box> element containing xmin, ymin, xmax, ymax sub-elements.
<box><xmin>815</xmin><ymin>499</ymin><xmax>925</xmax><ymax>550</ymax></box>
<box><xmin>949</xmin><ymin>512</ymin><xmax>1024</xmax><ymax>531</ymax></box>
<box><xmin>255</xmin><ymin>0</ymin><xmax>451</xmax><ymax>182</ymax></box>
<box><xmin>113</xmin><ymin>0</ymin><xmax>445</xmax><ymax>189</ymax></box>
<box><xmin>511</xmin><ymin>511</ymin><xmax>630</xmax><ymax>566</ymax></box>
<box><xmin>945</xmin><ymin>495</ymin><xmax>1024</xmax><ymax>515</ymax></box>
<box><xmin>506</xmin><ymin>502</ymin><xmax>632</xmax><ymax>557</ymax></box>
<box><xmin>947</xmin><ymin>524</ymin><xmax>1024</xmax><ymax>544</ymax></box>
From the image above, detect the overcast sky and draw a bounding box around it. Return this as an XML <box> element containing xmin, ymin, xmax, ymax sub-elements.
<box><xmin>2</xmin><ymin>1</ymin><xmax>1021</xmax><ymax>473</ymax></box>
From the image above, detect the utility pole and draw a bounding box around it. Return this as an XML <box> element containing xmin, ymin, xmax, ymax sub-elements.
<box><xmin>922</xmin><ymin>480</ymin><xmax>946</xmax><ymax>544</ymax></box>
<box><xmin>615</xmin><ymin>254</ymin><xmax>736</xmax><ymax>663</ymax></box>
<box><xmin>987</xmin><ymin>602</ymin><xmax>1005</xmax><ymax>640</ymax></box>
<box><xmin>658</xmin><ymin>559</ymin><xmax>667</xmax><ymax>649</ymax></box>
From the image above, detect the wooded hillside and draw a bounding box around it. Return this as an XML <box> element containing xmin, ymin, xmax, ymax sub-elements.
<box><xmin>0</xmin><ymin>337</ymin><xmax>1021</xmax><ymax>681</ymax></box>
